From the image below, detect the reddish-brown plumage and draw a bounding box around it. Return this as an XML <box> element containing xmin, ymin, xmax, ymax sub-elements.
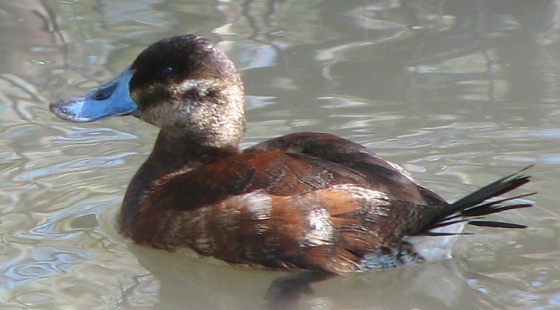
<box><xmin>50</xmin><ymin>34</ymin><xmax>533</xmax><ymax>275</ymax></box>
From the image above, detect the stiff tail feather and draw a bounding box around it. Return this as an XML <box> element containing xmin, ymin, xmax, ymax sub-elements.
<box><xmin>424</xmin><ymin>165</ymin><xmax>535</xmax><ymax>235</ymax></box>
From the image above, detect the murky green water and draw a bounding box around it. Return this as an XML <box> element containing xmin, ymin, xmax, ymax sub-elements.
<box><xmin>1</xmin><ymin>1</ymin><xmax>559</xmax><ymax>309</ymax></box>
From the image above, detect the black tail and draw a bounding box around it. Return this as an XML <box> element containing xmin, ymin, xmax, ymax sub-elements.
<box><xmin>424</xmin><ymin>165</ymin><xmax>535</xmax><ymax>235</ymax></box>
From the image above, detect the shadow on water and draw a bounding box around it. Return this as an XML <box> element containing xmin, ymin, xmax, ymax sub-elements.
<box><xmin>128</xmin><ymin>243</ymin><xmax>479</xmax><ymax>309</ymax></box>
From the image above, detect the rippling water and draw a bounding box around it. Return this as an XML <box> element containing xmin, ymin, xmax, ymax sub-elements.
<box><xmin>1</xmin><ymin>1</ymin><xmax>559</xmax><ymax>309</ymax></box>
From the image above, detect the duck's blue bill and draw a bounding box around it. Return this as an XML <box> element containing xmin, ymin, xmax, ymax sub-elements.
<box><xmin>50</xmin><ymin>68</ymin><xmax>139</xmax><ymax>122</ymax></box>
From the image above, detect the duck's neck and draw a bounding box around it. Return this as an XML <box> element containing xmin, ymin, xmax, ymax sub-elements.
<box><xmin>119</xmin><ymin>130</ymin><xmax>240</xmax><ymax>230</ymax></box>
<box><xmin>151</xmin><ymin>130</ymin><xmax>240</xmax><ymax>167</ymax></box>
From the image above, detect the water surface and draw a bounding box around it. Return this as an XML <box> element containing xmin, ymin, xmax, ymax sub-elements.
<box><xmin>1</xmin><ymin>1</ymin><xmax>559</xmax><ymax>309</ymax></box>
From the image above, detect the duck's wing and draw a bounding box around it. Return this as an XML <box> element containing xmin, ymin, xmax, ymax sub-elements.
<box><xmin>249</xmin><ymin>132</ymin><xmax>445</xmax><ymax>204</ymax></box>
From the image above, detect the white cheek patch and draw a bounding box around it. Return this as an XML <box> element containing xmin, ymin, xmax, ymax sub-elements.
<box><xmin>146</xmin><ymin>78</ymin><xmax>245</xmax><ymax>147</ymax></box>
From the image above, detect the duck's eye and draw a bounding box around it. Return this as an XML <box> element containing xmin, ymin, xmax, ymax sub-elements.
<box><xmin>157</xmin><ymin>66</ymin><xmax>175</xmax><ymax>78</ymax></box>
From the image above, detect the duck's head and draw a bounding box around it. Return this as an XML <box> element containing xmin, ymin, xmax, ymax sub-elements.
<box><xmin>50</xmin><ymin>34</ymin><xmax>246</xmax><ymax>149</ymax></box>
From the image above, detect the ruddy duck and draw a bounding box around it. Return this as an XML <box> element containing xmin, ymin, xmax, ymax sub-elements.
<box><xmin>50</xmin><ymin>34</ymin><xmax>533</xmax><ymax>274</ymax></box>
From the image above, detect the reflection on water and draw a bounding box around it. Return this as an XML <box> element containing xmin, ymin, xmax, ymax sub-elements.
<box><xmin>1</xmin><ymin>0</ymin><xmax>559</xmax><ymax>309</ymax></box>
